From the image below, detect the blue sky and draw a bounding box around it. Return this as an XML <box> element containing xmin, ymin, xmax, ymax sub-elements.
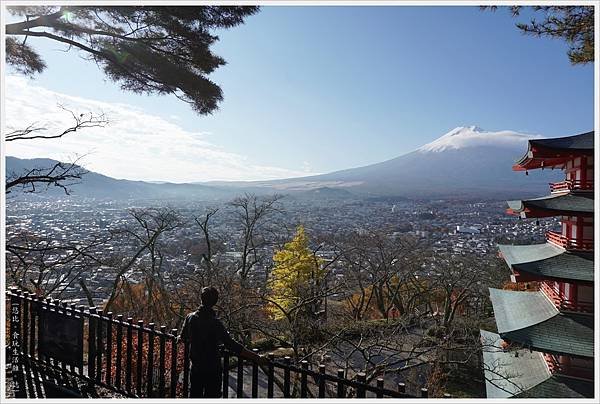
<box><xmin>4</xmin><ymin>6</ymin><xmax>594</xmax><ymax>182</ymax></box>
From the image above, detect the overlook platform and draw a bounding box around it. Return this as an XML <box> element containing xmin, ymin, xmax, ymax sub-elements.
<box><xmin>6</xmin><ymin>288</ymin><xmax>429</xmax><ymax>399</ymax></box>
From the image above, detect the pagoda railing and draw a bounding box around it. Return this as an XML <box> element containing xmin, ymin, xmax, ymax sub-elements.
<box><xmin>543</xmin><ymin>353</ymin><xmax>594</xmax><ymax>380</ymax></box>
<box><xmin>546</xmin><ymin>231</ymin><xmax>593</xmax><ymax>251</ymax></box>
<box><xmin>539</xmin><ymin>282</ymin><xmax>594</xmax><ymax>314</ymax></box>
<box><xmin>6</xmin><ymin>288</ymin><xmax>431</xmax><ymax>399</ymax></box>
<box><xmin>549</xmin><ymin>179</ymin><xmax>594</xmax><ymax>194</ymax></box>
<box><xmin>543</xmin><ymin>353</ymin><xmax>560</xmax><ymax>373</ymax></box>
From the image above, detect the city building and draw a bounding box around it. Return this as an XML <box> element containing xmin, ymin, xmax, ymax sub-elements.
<box><xmin>483</xmin><ymin>131</ymin><xmax>594</xmax><ymax>398</ymax></box>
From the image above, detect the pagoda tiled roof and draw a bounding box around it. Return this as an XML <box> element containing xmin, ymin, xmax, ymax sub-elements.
<box><xmin>489</xmin><ymin>288</ymin><xmax>594</xmax><ymax>358</ymax></box>
<box><xmin>506</xmin><ymin>192</ymin><xmax>594</xmax><ymax>217</ymax></box>
<box><xmin>498</xmin><ymin>243</ymin><xmax>593</xmax><ymax>283</ymax></box>
<box><xmin>514</xmin><ymin>375</ymin><xmax>594</xmax><ymax>398</ymax></box>
<box><xmin>528</xmin><ymin>131</ymin><xmax>594</xmax><ymax>152</ymax></box>
<box><xmin>480</xmin><ymin>330</ymin><xmax>551</xmax><ymax>398</ymax></box>
<box><xmin>513</xmin><ymin>131</ymin><xmax>594</xmax><ymax>171</ymax></box>
<box><xmin>481</xmin><ymin>330</ymin><xmax>594</xmax><ymax>398</ymax></box>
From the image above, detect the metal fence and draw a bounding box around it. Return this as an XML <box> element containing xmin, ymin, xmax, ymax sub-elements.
<box><xmin>7</xmin><ymin>288</ymin><xmax>433</xmax><ymax>398</ymax></box>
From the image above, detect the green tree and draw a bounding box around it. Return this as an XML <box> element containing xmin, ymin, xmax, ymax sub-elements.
<box><xmin>6</xmin><ymin>6</ymin><xmax>259</xmax><ymax>114</ymax></box>
<box><xmin>267</xmin><ymin>226</ymin><xmax>325</xmax><ymax>321</ymax></box>
<box><xmin>484</xmin><ymin>6</ymin><xmax>594</xmax><ymax>65</ymax></box>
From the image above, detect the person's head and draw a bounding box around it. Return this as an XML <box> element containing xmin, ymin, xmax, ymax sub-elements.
<box><xmin>200</xmin><ymin>286</ymin><xmax>219</xmax><ymax>308</ymax></box>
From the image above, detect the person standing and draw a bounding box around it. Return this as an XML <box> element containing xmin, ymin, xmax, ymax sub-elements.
<box><xmin>179</xmin><ymin>286</ymin><xmax>267</xmax><ymax>398</ymax></box>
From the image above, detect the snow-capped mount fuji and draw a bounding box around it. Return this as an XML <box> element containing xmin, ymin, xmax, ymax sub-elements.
<box><xmin>417</xmin><ymin>126</ymin><xmax>542</xmax><ymax>153</ymax></box>
<box><xmin>235</xmin><ymin>126</ymin><xmax>562</xmax><ymax>198</ymax></box>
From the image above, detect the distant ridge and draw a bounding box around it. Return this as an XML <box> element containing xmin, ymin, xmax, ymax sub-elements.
<box><xmin>5</xmin><ymin>156</ymin><xmax>234</xmax><ymax>200</ymax></box>
<box><xmin>6</xmin><ymin>126</ymin><xmax>567</xmax><ymax>200</ymax></box>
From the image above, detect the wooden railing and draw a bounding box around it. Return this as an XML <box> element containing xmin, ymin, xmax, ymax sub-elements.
<box><xmin>549</xmin><ymin>179</ymin><xmax>593</xmax><ymax>193</ymax></box>
<box><xmin>542</xmin><ymin>353</ymin><xmax>594</xmax><ymax>380</ymax></box>
<box><xmin>539</xmin><ymin>282</ymin><xmax>594</xmax><ymax>314</ymax></box>
<box><xmin>543</xmin><ymin>353</ymin><xmax>560</xmax><ymax>373</ymax></box>
<box><xmin>6</xmin><ymin>289</ymin><xmax>432</xmax><ymax>399</ymax></box>
<box><xmin>546</xmin><ymin>231</ymin><xmax>593</xmax><ymax>251</ymax></box>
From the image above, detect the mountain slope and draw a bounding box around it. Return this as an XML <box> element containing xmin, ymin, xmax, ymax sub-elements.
<box><xmin>220</xmin><ymin>126</ymin><xmax>562</xmax><ymax>198</ymax></box>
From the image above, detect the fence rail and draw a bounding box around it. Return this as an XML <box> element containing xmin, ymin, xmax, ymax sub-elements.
<box><xmin>6</xmin><ymin>288</ymin><xmax>433</xmax><ymax>399</ymax></box>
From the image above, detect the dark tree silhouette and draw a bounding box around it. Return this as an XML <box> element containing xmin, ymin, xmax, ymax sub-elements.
<box><xmin>484</xmin><ymin>6</ymin><xmax>594</xmax><ymax>65</ymax></box>
<box><xmin>5</xmin><ymin>105</ymin><xmax>108</xmax><ymax>195</ymax></box>
<box><xmin>6</xmin><ymin>6</ymin><xmax>259</xmax><ymax>114</ymax></box>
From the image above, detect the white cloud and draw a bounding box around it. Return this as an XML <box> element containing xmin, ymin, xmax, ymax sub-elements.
<box><xmin>4</xmin><ymin>76</ymin><xmax>311</xmax><ymax>183</ymax></box>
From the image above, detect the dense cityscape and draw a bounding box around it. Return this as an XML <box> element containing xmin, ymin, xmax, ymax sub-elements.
<box><xmin>6</xmin><ymin>195</ymin><xmax>558</xmax><ymax>306</ymax></box>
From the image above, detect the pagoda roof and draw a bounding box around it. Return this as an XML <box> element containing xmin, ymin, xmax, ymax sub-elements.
<box><xmin>481</xmin><ymin>330</ymin><xmax>594</xmax><ymax>398</ymax></box>
<box><xmin>506</xmin><ymin>192</ymin><xmax>594</xmax><ymax>217</ymax></box>
<box><xmin>489</xmin><ymin>288</ymin><xmax>594</xmax><ymax>358</ymax></box>
<box><xmin>498</xmin><ymin>243</ymin><xmax>593</xmax><ymax>283</ymax></box>
<box><xmin>513</xmin><ymin>131</ymin><xmax>594</xmax><ymax>171</ymax></box>
<box><xmin>480</xmin><ymin>330</ymin><xmax>551</xmax><ymax>398</ymax></box>
<box><xmin>514</xmin><ymin>374</ymin><xmax>594</xmax><ymax>398</ymax></box>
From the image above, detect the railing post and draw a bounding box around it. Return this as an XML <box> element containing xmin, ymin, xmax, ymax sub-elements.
<box><xmin>376</xmin><ymin>378</ymin><xmax>384</xmax><ymax>398</ymax></box>
<box><xmin>267</xmin><ymin>353</ymin><xmax>274</xmax><ymax>398</ymax></box>
<box><xmin>337</xmin><ymin>369</ymin><xmax>345</xmax><ymax>398</ymax></box>
<box><xmin>106</xmin><ymin>312</ymin><xmax>113</xmax><ymax>385</ymax></box>
<box><xmin>146</xmin><ymin>323</ymin><xmax>155</xmax><ymax>397</ymax></box>
<box><xmin>183</xmin><ymin>337</ymin><xmax>190</xmax><ymax>397</ymax></box>
<box><xmin>318</xmin><ymin>364</ymin><xmax>326</xmax><ymax>398</ymax></box>
<box><xmin>222</xmin><ymin>348</ymin><xmax>230</xmax><ymax>398</ymax></box>
<box><xmin>170</xmin><ymin>329</ymin><xmax>178</xmax><ymax>398</ymax></box>
<box><xmin>356</xmin><ymin>373</ymin><xmax>366</xmax><ymax>398</ymax></box>
<box><xmin>115</xmin><ymin>314</ymin><xmax>123</xmax><ymax>389</ymax></box>
<box><xmin>251</xmin><ymin>349</ymin><xmax>259</xmax><ymax>398</ymax></box>
<box><xmin>96</xmin><ymin>309</ymin><xmax>104</xmax><ymax>384</ymax></box>
<box><xmin>300</xmin><ymin>360</ymin><xmax>308</xmax><ymax>398</ymax></box>
<box><xmin>60</xmin><ymin>300</ymin><xmax>69</xmax><ymax>372</ymax></box>
<box><xmin>125</xmin><ymin>318</ymin><xmax>133</xmax><ymax>393</ymax></box>
<box><xmin>136</xmin><ymin>320</ymin><xmax>144</xmax><ymax>397</ymax></box>
<box><xmin>71</xmin><ymin>303</ymin><xmax>80</xmax><ymax>373</ymax></box>
<box><xmin>237</xmin><ymin>353</ymin><xmax>244</xmax><ymax>398</ymax></box>
<box><xmin>283</xmin><ymin>356</ymin><xmax>291</xmax><ymax>398</ymax></box>
<box><xmin>88</xmin><ymin>307</ymin><xmax>97</xmax><ymax>381</ymax></box>
<box><xmin>42</xmin><ymin>298</ymin><xmax>52</xmax><ymax>367</ymax></box>
<box><xmin>158</xmin><ymin>325</ymin><xmax>166</xmax><ymax>397</ymax></box>
<box><xmin>421</xmin><ymin>387</ymin><xmax>429</xmax><ymax>398</ymax></box>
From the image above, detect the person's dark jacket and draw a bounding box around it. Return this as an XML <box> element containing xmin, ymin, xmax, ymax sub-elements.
<box><xmin>180</xmin><ymin>306</ymin><xmax>243</xmax><ymax>373</ymax></box>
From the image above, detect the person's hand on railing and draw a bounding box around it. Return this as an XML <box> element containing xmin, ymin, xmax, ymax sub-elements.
<box><xmin>255</xmin><ymin>354</ymin><xmax>270</xmax><ymax>366</ymax></box>
<box><xmin>240</xmin><ymin>348</ymin><xmax>270</xmax><ymax>366</ymax></box>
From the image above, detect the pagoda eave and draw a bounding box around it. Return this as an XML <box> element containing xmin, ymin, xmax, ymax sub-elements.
<box><xmin>498</xmin><ymin>243</ymin><xmax>594</xmax><ymax>283</ymax></box>
<box><xmin>506</xmin><ymin>193</ymin><xmax>594</xmax><ymax>218</ymax></box>
<box><xmin>513</xmin><ymin>131</ymin><xmax>594</xmax><ymax>171</ymax></box>
<box><xmin>481</xmin><ymin>330</ymin><xmax>594</xmax><ymax>398</ymax></box>
<box><xmin>513</xmin><ymin>157</ymin><xmax>571</xmax><ymax>172</ymax></box>
<box><xmin>480</xmin><ymin>330</ymin><xmax>551</xmax><ymax>398</ymax></box>
<box><xmin>489</xmin><ymin>289</ymin><xmax>594</xmax><ymax>359</ymax></box>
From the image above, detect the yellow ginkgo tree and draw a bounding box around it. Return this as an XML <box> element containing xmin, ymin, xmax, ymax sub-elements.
<box><xmin>267</xmin><ymin>225</ymin><xmax>325</xmax><ymax>322</ymax></box>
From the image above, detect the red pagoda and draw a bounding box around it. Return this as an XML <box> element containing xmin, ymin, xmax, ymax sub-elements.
<box><xmin>482</xmin><ymin>131</ymin><xmax>594</xmax><ymax>398</ymax></box>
